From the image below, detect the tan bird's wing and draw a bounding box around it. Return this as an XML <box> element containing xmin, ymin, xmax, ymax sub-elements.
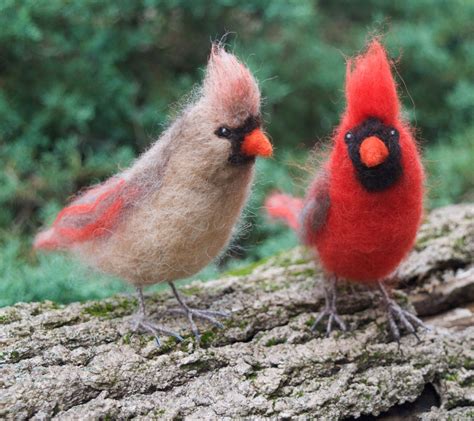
<box><xmin>34</xmin><ymin>177</ymin><xmax>137</xmax><ymax>249</ymax></box>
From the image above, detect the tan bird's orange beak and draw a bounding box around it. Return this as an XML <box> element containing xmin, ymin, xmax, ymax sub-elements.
<box><xmin>241</xmin><ymin>129</ymin><xmax>273</xmax><ymax>158</ymax></box>
<box><xmin>359</xmin><ymin>136</ymin><xmax>389</xmax><ymax>167</ymax></box>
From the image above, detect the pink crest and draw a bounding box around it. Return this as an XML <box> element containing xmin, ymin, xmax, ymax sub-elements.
<box><xmin>203</xmin><ymin>44</ymin><xmax>260</xmax><ymax>116</ymax></box>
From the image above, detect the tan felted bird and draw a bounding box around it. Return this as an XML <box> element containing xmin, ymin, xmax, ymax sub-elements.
<box><xmin>34</xmin><ymin>44</ymin><xmax>273</xmax><ymax>344</ymax></box>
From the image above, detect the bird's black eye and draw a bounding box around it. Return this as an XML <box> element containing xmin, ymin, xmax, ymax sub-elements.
<box><xmin>345</xmin><ymin>132</ymin><xmax>353</xmax><ymax>142</ymax></box>
<box><xmin>389</xmin><ymin>128</ymin><xmax>398</xmax><ymax>137</ymax></box>
<box><xmin>216</xmin><ymin>126</ymin><xmax>232</xmax><ymax>138</ymax></box>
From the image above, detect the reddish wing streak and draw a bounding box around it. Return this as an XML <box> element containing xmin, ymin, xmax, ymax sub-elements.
<box><xmin>34</xmin><ymin>178</ymin><xmax>134</xmax><ymax>250</ymax></box>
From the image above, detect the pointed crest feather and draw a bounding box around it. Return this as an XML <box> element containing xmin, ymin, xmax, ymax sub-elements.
<box><xmin>203</xmin><ymin>43</ymin><xmax>260</xmax><ymax>116</ymax></box>
<box><xmin>344</xmin><ymin>39</ymin><xmax>399</xmax><ymax>126</ymax></box>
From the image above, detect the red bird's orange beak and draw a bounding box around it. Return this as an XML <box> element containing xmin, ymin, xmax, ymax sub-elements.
<box><xmin>359</xmin><ymin>136</ymin><xmax>389</xmax><ymax>167</ymax></box>
<box><xmin>241</xmin><ymin>129</ymin><xmax>273</xmax><ymax>158</ymax></box>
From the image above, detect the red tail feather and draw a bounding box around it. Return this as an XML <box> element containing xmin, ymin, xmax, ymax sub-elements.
<box><xmin>33</xmin><ymin>229</ymin><xmax>60</xmax><ymax>250</ymax></box>
<box><xmin>264</xmin><ymin>193</ymin><xmax>304</xmax><ymax>231</ymax></box>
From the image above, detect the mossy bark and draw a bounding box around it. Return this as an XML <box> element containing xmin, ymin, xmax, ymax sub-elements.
<box><xmin>1</xmin><ymin>204</ymin><xmax>473</xmax><ymax>420</ymax></box>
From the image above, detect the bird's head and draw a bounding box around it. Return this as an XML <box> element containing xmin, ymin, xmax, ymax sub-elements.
<box><xmin>181</xmin><ymin>44</ymin><xmax>272</xmax><ymax>170</ymax></box>
<box><xmin>334</xmin><ymin>40</ymin><xmax>414</xmax><ymax>192</ymax></box>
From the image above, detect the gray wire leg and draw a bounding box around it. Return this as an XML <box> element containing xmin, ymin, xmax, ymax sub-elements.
<box><xmin>378</xmin><ymin>280</ymin><xmax>428</xmax><ymax>342</ymax></box>
<box><xmin>131</xmin><ymin>287</ymin><xmax>184</xmax><ymax>346</ymax></box>
<box><xmin>311</xmin><ymin>276</ymin><xmax>347</xmax><ymax>336</ymax></box>
<box><xmin>168</xmin><ymin>282</ymin><xmax>230</xmax><ymax>343</ymax></box>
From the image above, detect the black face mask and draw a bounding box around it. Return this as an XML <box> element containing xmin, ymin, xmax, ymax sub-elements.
<box><xmin>215</xmin><ymin>116</ymin><xmax>261</xmax><ymax>166</ymax></box>
<box><xmin>344</xmin><ymin>118</ymin><xmax>403</xmax><ymax>192</ymax></box>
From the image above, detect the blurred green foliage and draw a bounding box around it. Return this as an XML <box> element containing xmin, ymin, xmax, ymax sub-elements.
<box><xmin>1</xmin><ymin>0</ymin><xmax>473</xmax><ymax>306</ymax></box>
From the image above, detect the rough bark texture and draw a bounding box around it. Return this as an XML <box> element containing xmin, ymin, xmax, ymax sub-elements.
<box><xmin>1</xmin><ymin>204</ymin><xmax>473</xmax><ymax>420</ymax></box>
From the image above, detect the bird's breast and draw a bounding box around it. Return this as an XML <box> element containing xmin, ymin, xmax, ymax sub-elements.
<box><xmin>315</xmin><ymin>176</ymin><xmax>423</xmax><ymax>283</ymax></box>
<box><xmin>87</xmin><ymin>165</ymin><xmax>254</xmax><ymax>285</ymax></box>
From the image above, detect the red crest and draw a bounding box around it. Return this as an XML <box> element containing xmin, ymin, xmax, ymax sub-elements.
<box><xmin>344</xmin><ymin>40</ymin><xmax>400</xmax><ymax>127</ymax></box>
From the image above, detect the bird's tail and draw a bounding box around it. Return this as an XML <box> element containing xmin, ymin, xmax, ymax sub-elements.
<box><xmin>33</xmin><ymin>228</ymin><xmax>60</xmax><ymax>250</ymax></box>
<box><xmin>264</xmin><ymin>192</ymin><xmax>304</xmax><ymax>231</ymax></box>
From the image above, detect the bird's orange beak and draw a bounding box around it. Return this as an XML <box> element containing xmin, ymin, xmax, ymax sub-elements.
<box><xmin>241</xmin><ymin>129</ymin><xmax>273</xmax><ymax>158</ymax></box>
<box><xmin>359</xmin><ymin>136</ymin><xmax>389</xmax><ymax>167</ymax></box>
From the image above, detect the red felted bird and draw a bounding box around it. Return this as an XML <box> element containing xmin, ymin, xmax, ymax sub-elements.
<box><xmin>265</xmin><ymin>40</ymin><xmax>426</xmax><ymax>340</ymax></box>
<box><xmin>34</xmin><ymin>44</ymin><xmax>272</xmax><ymax>344</ymax></box>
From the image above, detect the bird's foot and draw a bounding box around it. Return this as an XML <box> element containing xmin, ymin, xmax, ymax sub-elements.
<box><xmin>378</xmin><ymin>280</ymin><xmax>428</xmax><ymax>343</ymax></box>
<box><xmin>383</xmin><ymin>299</ymin><xmax>428</xmax><ymax>343</ymax></box>
<box><xmin>311</xmin><ymin>275</ymin><xmax>347</xmax><ymax>336</ymax></box>
<box><xmin>169</xmin><ymin>307</ymin><xmax>230</xmax><ymax>342</ymax></box>
<box><xmin>131</xmin><ymin>314</ymin><xmax>184</xmax><ymax>347</ymax></box>
<box><xmin>311</xmin><ymin>306</ymin><xmax>347</xmax><ymax>336</ymax></box>
<box><xmin>168</xmin><ymin>281</ymin><xmax>230</xmax><ymax>343</ymax></box>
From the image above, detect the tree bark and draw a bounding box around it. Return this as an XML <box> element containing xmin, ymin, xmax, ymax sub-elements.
<box><xmin>1</xmin><ymin>204</ymin><xmax>473</xmax><ymax>420</ymax></box>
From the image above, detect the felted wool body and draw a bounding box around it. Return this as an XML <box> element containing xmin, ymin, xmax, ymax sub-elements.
<box><xmin>313</xmin><ymin>130</ymin><xmax>423</xmax><ymax>282</ymax></box>
<box><xmin>310</xmin><ymin>41</ymin><xmax>424</xmax><ymax>283</ymax></box>
<box><xmin>35</xmin><ymin>46</ymin><xmax>262</xmax><ymax>287</ymax></box>
<box><xmin>80</xmin><ymin>115</ymin><xmax>255</xmax><ymax>285</ymax></box>
<box><xmin>266</xmin><ymin>40</ymin><xmax>424</xmax><ymax>284</ymax></box>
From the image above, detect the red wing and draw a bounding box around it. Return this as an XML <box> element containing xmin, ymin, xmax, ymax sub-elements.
<box><xmin>299</xmin><ymin>170</ymin><xmax>330</xmax><ymax>245</ymax></box>
<box><xmin>34</xmin><ymin>177</ymin><xmax>132</xmax><ymax>250</ymax></box>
